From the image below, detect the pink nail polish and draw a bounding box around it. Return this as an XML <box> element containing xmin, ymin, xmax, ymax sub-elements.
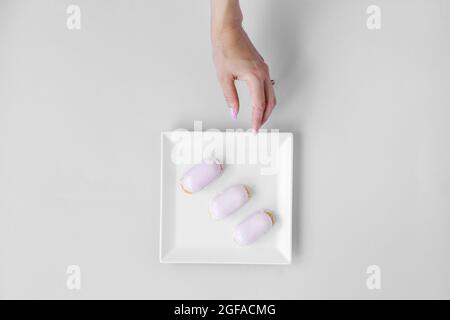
<box><xmin>229</xmin><ymin>108</ymin><xmax>237</xmax><ymax>121</ymax></box>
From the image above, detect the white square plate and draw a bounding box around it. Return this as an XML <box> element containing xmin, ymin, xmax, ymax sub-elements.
<box><xmin>160</xmin><ymin>130</ymin><xmax>293</xmax><ymax>264</ymax></box>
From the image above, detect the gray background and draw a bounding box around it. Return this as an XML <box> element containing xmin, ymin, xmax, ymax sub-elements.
<box><xmin>1</xmin><ymin>0</ymin><xmax>449</xmax><ymax>299</ymax></box>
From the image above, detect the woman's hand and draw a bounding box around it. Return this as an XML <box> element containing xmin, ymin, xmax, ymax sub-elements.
<box><xmin>211</xmin><ymin>0</ymin><xmax>276</xmax><ymax>133</ymax></box>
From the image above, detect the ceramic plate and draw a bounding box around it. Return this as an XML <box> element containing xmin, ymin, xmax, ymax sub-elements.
<box><xmin>160</xmin><ymin>130</ymin><xmax>293</xmax><ymax>264</ymax></box>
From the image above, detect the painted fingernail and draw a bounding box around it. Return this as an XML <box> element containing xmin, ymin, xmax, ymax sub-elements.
<box><xmin>229</xmin><ymin>107</ymin><xmax>237</xmax><ymax>120</ymax></box>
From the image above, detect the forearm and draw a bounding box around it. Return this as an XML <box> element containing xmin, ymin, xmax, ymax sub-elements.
<box><xmin>210</xmin><ymin>0</ymin><xmax>243</xmax><ymax>44</ymax></box>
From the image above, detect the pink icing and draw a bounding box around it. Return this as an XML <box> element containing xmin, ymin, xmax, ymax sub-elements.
<box><xmin>233</xmin><ymin>210</ymin><xmax>274</xmax><ymax>245</ymax></box>
<box><xmin>210</xmin><ymin>184</ymin><xmax>249</xmax><ymax>220</ymax></box>
<box><xmin>180</xmin><ymin>159</ymin><xmax>223</xmax><ymax>193</ymax></box>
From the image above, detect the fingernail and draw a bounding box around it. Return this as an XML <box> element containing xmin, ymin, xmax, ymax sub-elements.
<box><xmin>229</xmin><ymin>107</ymin><xmax>237</xmax><ymax>120</ymax></box>
<box><xmin>252</xmin><ymin>127</ymin><xmax>258</xmax><ymax>135</ymax></box>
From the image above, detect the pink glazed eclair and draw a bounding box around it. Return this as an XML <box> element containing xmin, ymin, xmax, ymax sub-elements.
<box><xmin>209</xmin><ymin>184</ymin><xmax>250</xmax><ymax>220</ymax></box>
<box><xmin>233</xmin><ymin>210</ymin><xmax>275</xmax><ymax>245</ymax></box>
<box><xmin>180</xmin><ymin>158</ymin><xmax>223</xmax><ymax>193</ymax></box>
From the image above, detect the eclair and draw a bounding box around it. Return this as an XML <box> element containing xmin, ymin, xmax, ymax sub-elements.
<box><xmin>233</xmin><ymin>210</ymin><xmax>275</xmax><ymax>245</ymax></box>
<box><xmin>209</xmin><ymin>184</ymin><xmax>250</xmax><ymax>220</ymax></box>
<box><xmin>180</xmin><ymin>158</ymin><xmax>223</xmax><ymax>193</ymax></box>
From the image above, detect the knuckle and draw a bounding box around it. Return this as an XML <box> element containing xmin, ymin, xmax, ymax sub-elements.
<box><xmin>253</xmin><ymin>104</ymin><xmax>265</xmax><ymax>111</ymax></box>
<box><xmin>249</xmin><ymin>64</ymin><xmax>267</xmax><ymax>80</ymax></box>
<box><xmin>257</xmin><ymin>62</ymin><xmax>270</xmax><ymax>78</ymax></box>
<box><xmin>268</xmin><ymin>100</ymin><xmax>276</xmax><ymax>110</ymax></box>
<box><xmin>219</xmin><ymin>77</ymin><xmax>229</xmax><ymax>85</ymax></box>
<box><xmin>217</xmin><ymin>73</ymin><xmax>230</xmax><ymax>84</ymax></box>
<box><xmin>257</xmin><ymin>69</ymin><xmax>267</xmax><ymax>80</ymax></box>
<box><xmin>270</xmin><ymin>96</ymin><xmax>277</xmax><ymax>108</ymax></box>
<box><xmin>223</xmin><ymin>93</ymin><xmax>236</xmax><ymax>102</ymax></box>
<box><xmin>247</xmin><ymin>71</ymin><xmax>260</xmax><ymax>81</ymax></box>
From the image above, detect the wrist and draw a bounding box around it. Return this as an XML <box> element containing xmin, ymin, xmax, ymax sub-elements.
<box><xmin>211</xmin><ymin>23</ymin><xmax>243</xmax><ymax>47</ymax></box>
